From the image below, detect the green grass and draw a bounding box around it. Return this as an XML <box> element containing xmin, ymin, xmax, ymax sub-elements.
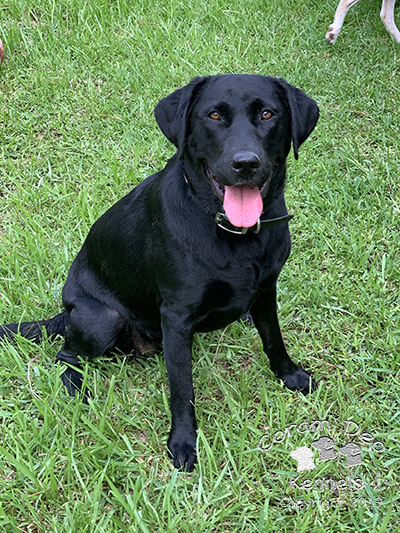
<box><xmin>0</xmin><ymin>0</ymin><xmax>399</xmax><ymax>531</ymax></box>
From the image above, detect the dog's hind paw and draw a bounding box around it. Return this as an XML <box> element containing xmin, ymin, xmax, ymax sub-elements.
<box><xmin>61</xmin><ymin>366</ymin><xmax>90</xmax><ymax>404</ymax></box>
<box><xmin>237</xmin><ymin>312</ymin><xmax>253</xmax><ymax>326</ymax></box>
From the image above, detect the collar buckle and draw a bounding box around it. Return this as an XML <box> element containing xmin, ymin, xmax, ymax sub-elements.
<box><xmin>252</xmin><ymin>218</ymin><xmax>261</xmax><ymax>234</ymax></box>
<box><xmin>215</xmin><ymin>213</ymin><xmax>249</xmax><ymax>234</ymax></box>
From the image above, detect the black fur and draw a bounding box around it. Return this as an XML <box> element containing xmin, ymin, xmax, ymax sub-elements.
<box><xmin>0</xmin><ymin>312</ymin><xmax>68</xmax><ymax>343</ymax></box>
<box><xmin>0</xmin><ymin>74</ymin><xmax>319</xmax><ymax>471</ymax></box>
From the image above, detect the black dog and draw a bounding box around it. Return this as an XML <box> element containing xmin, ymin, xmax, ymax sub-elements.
<box><xmin>0</xmin><ymin>75</ymin><xmax>319</xmax><ymax>471</ymax></box>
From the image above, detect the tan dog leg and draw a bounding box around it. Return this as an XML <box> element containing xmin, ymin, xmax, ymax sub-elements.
<box><xmin>381</xmin><ymin>0</ymin><xmax>400</xmax><ymax>42</ymax></box>
<box><xmin>326</xmin><ymin>0</ymin><xmax>362</xmax><ymax>43</ymax></box>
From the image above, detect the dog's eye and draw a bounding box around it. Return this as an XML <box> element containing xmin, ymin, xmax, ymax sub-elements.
<box><xmin>209</xmin><ymin>111</ymin><xmax>221</xmax><ymax>121</ymax></box>
<box><xmin>261</xmin><ymin>110</ymin><xmax>273</xmax><ymax>120</ymax></box>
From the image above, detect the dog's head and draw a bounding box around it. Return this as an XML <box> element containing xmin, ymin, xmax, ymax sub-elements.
<box><xmin>155</xmin><ymin>75</ymin><xmax>319</xmax><ymax>228</ymax></box>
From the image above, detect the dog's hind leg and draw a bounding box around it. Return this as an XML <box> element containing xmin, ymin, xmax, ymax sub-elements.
<box><xmin>326</xmin><ymin>0</ymin><xmax>362</xmax><ymax>43</ymax></box>
<box><xmin>56</xmin><ymin>299</ymin><xmax>124</xmax><ymax>400</ymax></box>
<box><xmin>250</xmin><ymin>285</ymin><xmax>317</xmax><ymax>395</ymax></box>
<box><xmin>381</xmin><ymin>0</ymin><xmax>400</xmax><ymax>42</ymax></box>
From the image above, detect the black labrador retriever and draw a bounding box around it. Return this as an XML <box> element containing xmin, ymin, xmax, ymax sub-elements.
<box><xmin>0</xmin><ymin>74</ymin><xmax>319</xmax><ymax>471</ymax></box>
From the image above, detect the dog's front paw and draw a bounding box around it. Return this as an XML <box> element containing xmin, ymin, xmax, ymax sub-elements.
<box><xmin>168</xmin><ymin>429</ymin><xmax>197</xmax><ymax>471</ymax></box>
<box><xmin>326</xmin><ymin>25</ymin><xmax>340</xmax><ymax>44</ymax></box>
<box><xmin>280</xmin><ymin>367</ymin><xmax>317</xmax><ymax>396</ymax></box>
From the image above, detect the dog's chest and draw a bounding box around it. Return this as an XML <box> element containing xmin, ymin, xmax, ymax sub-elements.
<box><xmin>193</xmin><ymin>277</ymin><xmax>255</xmax><ymax>332</ymax></box>
<box><xmin>191</xmin><ymin>262</ymin><xmax>266</xmax><ymax>331</ymax></box>
<box><xmin>187</xmin><ymin>234</ymin><xmax>289</xmax><ymax>330</ymax></box>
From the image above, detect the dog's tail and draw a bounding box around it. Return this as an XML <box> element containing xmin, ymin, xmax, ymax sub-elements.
<box><xmin>0</xmin><ymin>311</ymin><xmax>68</xmax><ymax>343</ymax></box>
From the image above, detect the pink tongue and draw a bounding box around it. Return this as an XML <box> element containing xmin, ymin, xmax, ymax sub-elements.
<box><xmin>223</xmin><ymin>185</ymin><xmax>263</xmax><ymax>227</ymax></box>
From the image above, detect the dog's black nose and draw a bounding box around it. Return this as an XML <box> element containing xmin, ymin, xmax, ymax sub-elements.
<box><xmin>232</xmin><ymin>151</ymin><xmax>261</xmax><ymax>174</ymax></box>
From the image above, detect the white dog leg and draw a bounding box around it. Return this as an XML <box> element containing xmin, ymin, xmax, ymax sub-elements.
<box><xmin>381</xmin><ymin>0</ymin><xmax>400</xmax><ymax>42</ymax></box>
<box><xmin>326</xmin><ymin>0</ymin><xmax>362</xmax><ymax>43</ymax></box>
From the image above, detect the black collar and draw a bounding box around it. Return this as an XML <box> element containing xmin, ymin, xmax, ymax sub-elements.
<box><xmin>215</xmin><ymin>212</ymin><xmax>293</xmax><ymax>235</ymax></box>
<box><xmin>183</xmin><ymin>171</ymin><xmax>293</xmax><ymax>235</ymax></box>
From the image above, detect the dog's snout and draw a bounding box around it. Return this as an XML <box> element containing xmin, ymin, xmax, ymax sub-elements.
<box><xmin>232</xmin><ymin>151</ymin><xmax>261</xmax><ymax>174</ymax></box>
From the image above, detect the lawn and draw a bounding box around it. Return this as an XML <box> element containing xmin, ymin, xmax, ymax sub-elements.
<box><xmin>0</xmin><ymin>0</ymin><xmax>399</xmax><ymax>531</ymax></box>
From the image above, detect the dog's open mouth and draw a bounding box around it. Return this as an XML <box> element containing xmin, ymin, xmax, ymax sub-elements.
<box><xmin>207</xmin><ymin>168</ymin><xmax>270</xmax><ymax>228</ymax></box>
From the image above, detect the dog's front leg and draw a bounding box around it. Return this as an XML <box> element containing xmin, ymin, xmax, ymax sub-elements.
<box><xmin>381</xmin><ymin>0</ymin><xmax>400</xmax><ymax>42</ymax></box>
<box><xmin>326</xmin><ymin>0</ymin><xmax>362</xmax><ymax>44</ymax></box>
<box><xmin>250</xmin><ymin>285</ymin><xmax>317</xmax><ymax>395</ymax></box>
<box><xmin>161</xmin><ymin>310</ymin><xmax>197</xmax><ymax>471</ymax></box>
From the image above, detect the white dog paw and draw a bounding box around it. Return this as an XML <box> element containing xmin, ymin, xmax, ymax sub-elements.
<box><xmin>326</xmin><ymin>25</ymin><xmax>339</xmax><ymax>44</ymax></box>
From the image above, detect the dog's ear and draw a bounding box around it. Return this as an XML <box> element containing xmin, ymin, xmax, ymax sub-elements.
<box><xmin>276</xmin><ymin>79</ymin><xmax>319</xmax><ymax>160</ymax></box>
<box><xmin>154</xmin><ymin>77</ymin><xmax>208</xmax><ymax>158</ymax></box>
